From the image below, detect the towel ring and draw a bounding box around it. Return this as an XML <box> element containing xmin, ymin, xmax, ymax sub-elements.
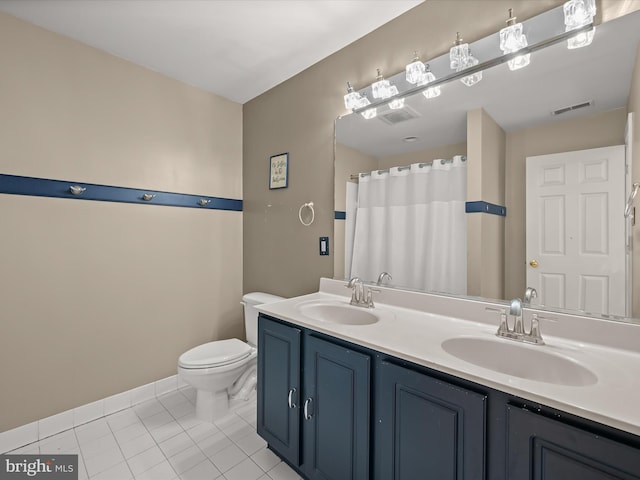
<box><xmin>299</xmin><ymin>202</ymin><xmax>315</xmax><ymax>226</ymax></box>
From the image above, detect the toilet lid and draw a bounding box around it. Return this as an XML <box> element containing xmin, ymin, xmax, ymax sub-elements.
<box><xmin>179</xmin><ymin>339</ymin><xmax>252</xmax><ymax>368</ymax></box>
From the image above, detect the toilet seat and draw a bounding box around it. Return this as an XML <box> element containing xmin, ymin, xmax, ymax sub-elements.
<box><xmin>179</xmin><ymin>339</ymin><xmax>252</xmax><ymax>369</ymax></box>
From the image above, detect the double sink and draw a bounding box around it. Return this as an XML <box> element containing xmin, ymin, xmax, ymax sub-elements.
<box><xmin>296</xmin><ymin>299</ymin><xmax>598</xmax><ymax>387</ymax></box>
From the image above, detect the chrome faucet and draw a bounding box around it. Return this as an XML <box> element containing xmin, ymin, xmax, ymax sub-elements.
<box><xmin>523</xmin><ymin>287</ymin><xmax>537</xmax><ymax>305</ymax></box>
<box><xmin>377</xmin><ymin>272</ymin><xmax>392</xmax><ymax>286</ymax></box>
<box><xmin>346</xmin><ymin>277</ymin><xmax>378</xmax><ymax>308</ymax></box>
<box><xmin>487</xmin><ymin>299</ymin><xmax>554</xmax><ymax>345</ymax></box>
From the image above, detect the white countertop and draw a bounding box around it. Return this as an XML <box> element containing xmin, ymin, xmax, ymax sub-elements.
<box><xmin>257</xmin><ymin>278</ymin><xmax>640</xmax><ymax>437</ymax></box>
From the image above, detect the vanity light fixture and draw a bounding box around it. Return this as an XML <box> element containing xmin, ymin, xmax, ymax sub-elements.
<box><xmin>344</xmin><ymin>82</ymin><xmax>366</xmax><ymax>110</ymax></box>
<box><xmin>388</xmin><ymin>86</ymin><xmax>405</xmax><ymax>109</ymax></box>
<box><xmin>406</xmin><ymin>52</ymin><xmax>427</xmax><ymax>84</ymax></box>
<box><xmin>361</xmin><ymin>107</ymin><xmax>377</xmax><ymax>119</ymax></box>
<box><xmin>419</xmin><ymin>64</ymin><xmax>441</xmax><ymax>98</ymax></box>
<box><xmin>371</xmin><ymin>69</ymin><xmax>393</xmax><ymax>99</ymax></box>
<box><xmin>563</xmin><ymin>0</ymin><xmax>596</xmax><ymax>49</ymax></box>
<box><xmin>450</xmin><ymin>32</ymin><xmax>482</xmax><ymax>86</ymax></box>
<box><xmin>499</xmin><ymin>9</ymin><xmax>531</xmax><ymax>70</ymax></box>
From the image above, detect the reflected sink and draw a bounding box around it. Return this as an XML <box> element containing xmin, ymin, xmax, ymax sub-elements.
<box><xmin>441</xmin><ymin>337</ymin><xmax>597</xmax><ymax>386</ymax></box>
<box><xmin>297</xmin><ymin>301</ymin><xmax>380</xmax><ymax>325</ymax></box>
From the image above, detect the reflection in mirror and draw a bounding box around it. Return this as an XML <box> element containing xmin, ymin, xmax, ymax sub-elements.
<box><xmin>334</xmin><ymin>6</ymin><xmax>640</xmax><ymax>322</ymax></box>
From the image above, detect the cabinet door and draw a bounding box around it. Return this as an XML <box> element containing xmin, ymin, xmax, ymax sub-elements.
<box><xmin>376</xmin><ymin>360</ymin><xmax>487</xmax><ymax>480</ymax></box>
<box><xmin>507</xmin><ymin>406</ymin><xmax>640</xmax><ymax>479</ymax></box>
<box><xmin>302</xmin><ymin>335</ymin><xmax>370</xmax><ymax>480</ymax></box>
<box><xmin>257</xmin><ymin>316</ymin><xmax>301</xmax><ymax>467</ymax></box>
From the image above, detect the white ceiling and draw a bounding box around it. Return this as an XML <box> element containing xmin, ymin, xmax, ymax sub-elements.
<box><xmin>0</xmin><ymin>0</ymin><xmax>422</xmax><ymax>104</ymax></box>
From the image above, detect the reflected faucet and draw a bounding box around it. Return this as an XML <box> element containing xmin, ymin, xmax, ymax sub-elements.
<box><xmin>524</xmin><ymin>287</ymin><xmax>537</xmax><ymax>305</ymax></box>
<box><xmin>377</xmin><ymin>272</ymin><xmax>392</xmax><ymax>286</ymax></box>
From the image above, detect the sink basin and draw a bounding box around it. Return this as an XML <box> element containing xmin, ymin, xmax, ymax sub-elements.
<box><xmin>297</xmin><ymin>301</ymin><xmax>380</xmax><ymax>325</ymax></box>
<box><xmin>441</xmin><ymin>337</ymin><xmax>597</xmax><ymax>386</ymax></box>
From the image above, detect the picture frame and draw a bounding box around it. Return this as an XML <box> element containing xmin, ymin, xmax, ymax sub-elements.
<box><xmin>269</xmin><ymin>152</ymin><xmax>289</xmax><ymax>189</ymax></box>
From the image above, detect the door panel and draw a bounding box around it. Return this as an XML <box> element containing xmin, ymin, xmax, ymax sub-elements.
<box><xmin>507</xmin><ymin>406</ymin><xmax>640</xmax><ymax>479</ymax></box>
<box><xmin>526</xmin><ymin>146</ymin><xmax>626</xmax><ymax>316</ymax></box>
<box><xmin>303</xmin><ymin>335</ymin><xmax>370</xmax><ymax>480</ymax></box>
<box><xmin>375</xmin><ymin>361</ymin><xmax>487</xmax><ymax>480</ymax></box>
<box><xmin>257</xmin><ymin>316</ymin><xmax>301</xmax><ymax>466</ymax></box>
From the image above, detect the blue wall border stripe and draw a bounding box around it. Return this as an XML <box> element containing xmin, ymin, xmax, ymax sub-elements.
<box><xmin>465</xmin><ymin>201</ymin><xmax>506</xmax><ymax>216</ymax></box>
<box><xmin>335</xmin><ymin>211</ymin><xmax>346</xmax><ymax>220</ymax></box>
<box><xmin>0</xmin><ymin>174</ymin><xmax>242</xmax><ymax>212</ymax></box>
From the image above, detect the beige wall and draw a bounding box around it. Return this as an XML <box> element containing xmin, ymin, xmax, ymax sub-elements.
<box><xmin>243</xmin><ymin>0</ymin><xmax>568</xmax><ymax>298</ymax></box>
<box><xmin>0</xmin><ymin>13</ymin><xmax>243</xmax><ymax>432</ymax></box>
<box><xmin>629</xmin><ymin>42</ymin><xmax>640</xmax><ymax>316</ymax></box>
<box><xmin>466</xmin><ymin>109</ymin><xmax>506</xmax><ymax>299</ymax></box>
<box><xmin>504</xmin><ymin>107</ymin><xmax>627</xmax><ymax>301</ymax></box>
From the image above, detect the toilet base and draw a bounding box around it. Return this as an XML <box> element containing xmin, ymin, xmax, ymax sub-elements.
<box><xmin>195</xmin><ymin>389</ymin><xmax>229</xmax><ymax>423</ymax></box>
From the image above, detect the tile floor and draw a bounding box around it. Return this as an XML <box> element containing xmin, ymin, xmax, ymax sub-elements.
<box><xmin>8</xmin><ymin>387</ymin><xmax>302</xmax><ymax>480</ymax></box>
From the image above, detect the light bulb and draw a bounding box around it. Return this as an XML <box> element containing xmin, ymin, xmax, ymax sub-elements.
<box><xmin>499</xmin><ymin>10</ymin><xmax>530</xmax><ymax>71</ymax></box>
<box><xmin>371</xmin><ymin>69</ymin><xmax>392</xmax><ymax>99</ymax></box>
<box><xmin>388</xmin><ymin>86</ymin><xmax>404</xmax><ymax>110</ymax></box>
<box><xmin>361</xmin><ymin>107</ymin><xmax>377</xmax><ymax>120</ymax></box>
<box><xmin>418</xmin><ymin>65</ymin><xmax>440</xmax><ymax>99</ymax></box>
<box><xmin>449</xmin><ymin>33</ymin><xmax>470</xmax><ymax>70</ymax></box>
<box><xmin>344</xmin><ymin>82</ymin><xmax>364</xmax><ymax>110</ymax></box>
<box><xmin>406</xmin><ymin>52</ymin><xmax>427</xmax><ymax>85</ymax></box>
<box><xmin>563</xmin><ymin>0</ymin><xmax>596</xmax><ymax>49</ymax></box>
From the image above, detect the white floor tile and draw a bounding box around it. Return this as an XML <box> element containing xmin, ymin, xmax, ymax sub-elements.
<box><xmin>134</xmin><ymin>399</ymin><xmax>166</xmax><ymax>419</ymax></box>
<box><xmin>176</xmin><ymin>413</ymin><xmax>201</xmax><ymax>431</ymax></box>
<box><xmin>225</xmin><ymin>421</ymin><xmax>254</xmax><ymax>443</ymax></box>
<box><xmin>79</xmin><ymin>433</ymin><xmax>118</xmax><ymax>459</ymax></box>
<box><xmin>126</xmin><ymin>444</ymin><xmax>165</xmax><ymax>476</ymax></box>
<box><xmin>165</xmin><ymin>401</ymin><xmax>194</xmax><ymax>419</ymax></box>
<box><xmin>8</xmin><ymin>444</ymin><xmax>40</xmax><ymax>454</ymax></box>
<box><xmin>83</xmin><ymin>445</ymin><xmax>125</xmax><ymax>477</ymax></box>
<box><xmin>198</xmin><ymin>431</ymin><xmax>233</xmax><ymax>458</ymax></box>
<box><xmin>179</xmin><ymin>459</ymin><xmax>222</xmax><ymax>480</ymax></box>
<box><xmin>141</xmin><ymin>410</ymin><xmax>174</xmax><ymax>430</ymax></box>
<box><xmin>112</xmin><ymin>421</ymin><xmax>147</xmax><ymax>445</ymax></box>
<box><xmin>119</xmin><ymin>433</ymin><xmax>156</xmax><ymax>460</ymax></box>
<box><xmin>105</xmin><ymin>409</ymin><xmax>140</xmax><ymax>432</ymax></box>
<box><xmin>158</xmin><ymin>432</ymin><xmax>195</xmax><ymax>458</ymax></box>
<box><xmin>235</xmin><ymin>431</ymin><xmax>268</xmax><ymax>456</ymax></box>
<box><xmin>210</xmin><ymin>443</ymin><xmax>247</xmax><ymax>473</ymax></box>
<box><xmin>75</xmin><ymin>418</ymin><xmax>111</xmax><ymax>445</ymax></box>
<box><xmin>186</xmin><ymin>422</ymin><xmax>220</xmax><ymax>443</ymax></box>
<box><xmin>251</xmin><ymin>447</ymin><xmax>281</xmax><ymax>472</ymax></box>
<box><xmin>149</xmin><ymin>420</ymin><xmax>183</xmax><ymax>443</ymax></box>
<box><xmin>158</xmin><ymin>391</ymin><xmax>188</xmax><ymax>408</ymax></box>
<box><xmin>267</xmin><ymin>462</ymin><xmax>302</xmax><ymax>480</ymax></box>
<box><xmin>135</xmin><ymin>460</ymin><xmax>178</xmax><ymax>480</ymax></box>
<box><xmin>90</xmin><ymin>461</ymin><xmax>133</xmax><ymax>480</ymax></box>
<box><xmin>179</xmin><ymin>387</ymin><xmax>197</xmax><ymax>404</ymax></box>
<box><xmin>224</xmin><ymin>458</ymin><xmax>264</xmax><ymax>480</ymax></box>
<box><xmin>39</xmin><ymin>429</ymin><xmax>78</xmax><ymax>455</ymax></box>
<box><xmin>168</xmin><ymin>445</ymin><xmax>207</xmax><ymax>475</ymax></box>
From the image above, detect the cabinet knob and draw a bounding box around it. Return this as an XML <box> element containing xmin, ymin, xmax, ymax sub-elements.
<box><xmin>303</xmin><ymin>398</ymin><xmax>313</xmax><ymax>420</ymax></box>
<box><xmin>288</xmin><ymin>388</ymin><xmax>297</xmax><ymax>409</ymax></box>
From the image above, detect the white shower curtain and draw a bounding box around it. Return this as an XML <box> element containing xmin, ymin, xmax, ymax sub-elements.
<box><xmin>346</xmin><ymin>156</ymin><xmax>467</xmax><ymax>294</ymax></box>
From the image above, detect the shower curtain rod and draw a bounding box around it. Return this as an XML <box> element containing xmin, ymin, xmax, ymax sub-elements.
<box><xmin>349</xmin><ymin>156</ymin><xmax>466</xmax><ymax>181</ymax></box>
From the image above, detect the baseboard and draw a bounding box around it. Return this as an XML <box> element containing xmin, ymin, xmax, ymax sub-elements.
<box><xmin>0</xmin><ymin>374</ymin><xmax>187</xmax><ymax>454</ymax></box>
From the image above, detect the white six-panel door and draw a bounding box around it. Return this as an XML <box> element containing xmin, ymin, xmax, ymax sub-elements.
<box><xmin>526</xmin><ymin>145</ymin><xmax>626</xmax><ymax>316</ymax></box>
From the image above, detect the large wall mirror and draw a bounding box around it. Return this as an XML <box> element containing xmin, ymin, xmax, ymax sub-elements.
<box><xmin>334</xmin><ymin>5</ymin><xmax>640</xmax><ymax>322</ymax></box>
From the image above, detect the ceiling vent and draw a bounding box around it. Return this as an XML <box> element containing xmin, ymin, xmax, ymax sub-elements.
<box><xmin>378</xmin><ymin>105</ymin><xmax>422</xmax><ymax>125</ymax></box>
<box><xmin>552</xmin><ymin>100</ymin><xmax>593</xmax><ymax>116</ymax></box>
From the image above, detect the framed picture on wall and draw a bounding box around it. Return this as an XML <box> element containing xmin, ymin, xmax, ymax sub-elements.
<box><xmin>269</xmin><ymin>153</ymin><xmax>289</xmax><ymax>189</ymax></box>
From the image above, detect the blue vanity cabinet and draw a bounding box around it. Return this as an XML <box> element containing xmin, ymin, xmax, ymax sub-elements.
<box><xmin>375</xmin><ymin>360</ymin><xmax>487</xmax><ymax>480</ymax></box>
<box><xmin>507</xmin><ymin>406</ymin><xmax>640</xmax><ymax>479</ymax></box>
<box><xmin>257</xmin><ymin>316</ymin><xmax>302</xmax><ymax>467</ymax></box>
<box><xmin>257</xmin><ymin>315</ymin><xmax>371</xmax><ymax>479</ymax></box>
<box><xmin>302</xmin><ymin>335</ymin><xmax>371</xmax><ymax>480</ymax></box>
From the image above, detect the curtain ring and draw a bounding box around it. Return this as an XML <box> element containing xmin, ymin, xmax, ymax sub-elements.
<box><xmin>299</xmin><ymin>202</ymin><xmax>315</xmax><ymax>226</ymax></box>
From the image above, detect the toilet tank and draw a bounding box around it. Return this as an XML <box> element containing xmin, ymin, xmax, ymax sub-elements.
<box><xmin>242</xmin><ymin>292</ymin><xmax>285</xmax><ymax>346</ymax></box>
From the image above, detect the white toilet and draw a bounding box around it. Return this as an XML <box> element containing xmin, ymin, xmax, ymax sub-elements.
<box><xmin>178</xmin><ymin>292</ymin><xmax>284</xmax><ymax>423</ymax></box>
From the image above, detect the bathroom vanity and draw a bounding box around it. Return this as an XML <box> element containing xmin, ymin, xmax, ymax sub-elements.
<box><xmin>255</xmin><ymin>279</ymin><xmax>640</xmax><ymax>480</ymax></box>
